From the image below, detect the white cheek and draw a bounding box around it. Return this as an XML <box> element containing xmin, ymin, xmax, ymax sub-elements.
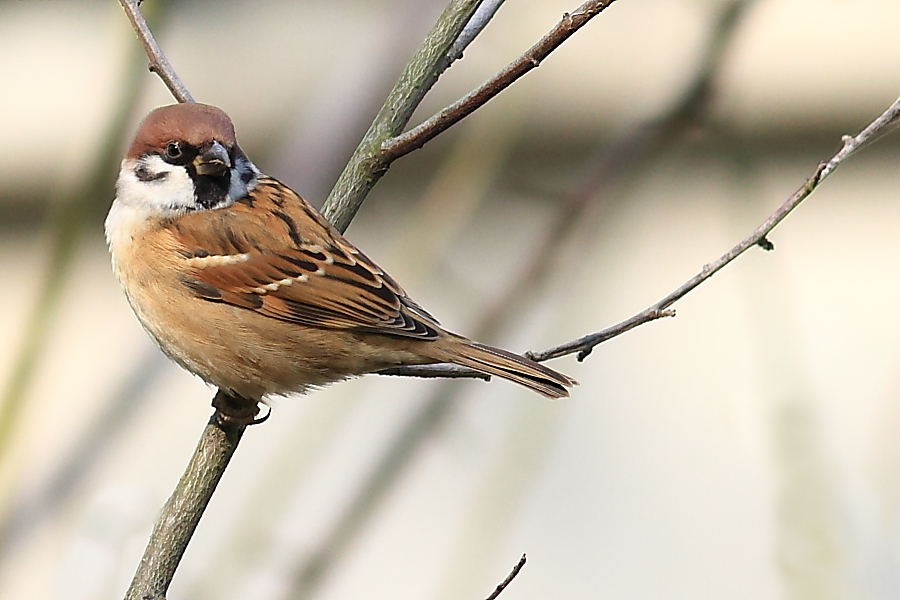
<box><xmin>106</xmin><ymin>156</ymin><xmax>195</xmax><ymax>264</ymax></box>
<box><xmin>115</xmin><ymin>156</ymin><xmax>195</xmax><ymax>214</ymax></box>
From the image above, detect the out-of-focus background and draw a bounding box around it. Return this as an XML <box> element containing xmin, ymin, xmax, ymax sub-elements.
<box><xmin>2</xmin><ymin>0</ymin><xmax>900</xmax><ymax>598</ymax></box>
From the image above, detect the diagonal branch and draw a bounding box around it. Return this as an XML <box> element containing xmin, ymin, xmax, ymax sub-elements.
<box><xmin>383</xmin><ymin>0</ymin><xmax>621</xmax><ymax>161</ymax></box>
<box><xmin>530</xmin><ymin>93</ymin><xmax>900</xmax><ymax>363</ymax></box>
<box><xmin>388</xmin><ymin>93</ymin><xmax>900</xmax><ymax>376</ymax></box>
<box><xmin>485</xmin><ymin>555</ymin><xmax>527</xmax><ymax>600</ymax></box>
<box><xmin>119</xmin><ymin>0</ymin><xmax>193</xmax><ymax>103</ymax></box>
<box><xmin>124</xmin><ymin>410</ymin><xmax>245</xmax><ymax>600</ymax></box>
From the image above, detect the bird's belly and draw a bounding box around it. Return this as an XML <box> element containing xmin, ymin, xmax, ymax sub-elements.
<box><xmin>121</xmin><ymin>278</ymin><xmax>429</xmax><ymax>400</ymax></box>
<box><xmin>108</xmin><ymin>219</ymin><xmax>432</xmax><ymax>400</ymax></box>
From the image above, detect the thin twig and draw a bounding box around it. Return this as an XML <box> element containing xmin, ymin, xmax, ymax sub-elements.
<box><xmin>378</xmin><ymin>0</ymin><xmax>751</xmax><ymax>378</ymax></box>
<box><xmin>485</xmin><ymin>554</ymin><xmax>527</xmax><ymax>600</ymax></box>
<box><xmin>119</xmin><ymin>0</ymin><xmax>194</xmax><ymax>103</ymax></box>
<box><xmin>383</xmin><ymin>0</ymin><xmax>620</xmax><ymax>161</ymax></box>
<box><xmin>387</xmin><ymin>19</ymin><xmax>896</xmax><ymax>369</ymax></box>
<box><xmin>530</xmin><ymin>95</ymin><xmax>900</xmax><ymax>362</ymax></box>
<box><xmin>322</xmin><ymin>0</ymin><xmax>484</xmax><ymax>233</ymax></box>
<box><xmin>821</xmin><ymin>99</ymin><xmax>900</xmax><ymax>178</ymax></box>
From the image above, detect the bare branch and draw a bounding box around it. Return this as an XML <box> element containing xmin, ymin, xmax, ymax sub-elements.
<box><xmin>376</xmin><ymin>0</ymin><xmax>750</xmax><ymax>378</ymax></box>
<box><xmin>530</xmin><ymin>93</ymin><xmax>900</xmax><ymax>363</ymax></box>
<box><xmin>485</xmin><ymin>554</ymin><xmax>527</xmax><ymax>600</ymax></box>
<box><xmin>821</xmin><ymin>97</ymin><xmax>900</xmax><ymax>178</ymax></box>
<box><xmin>383</xmin><ymin>0</ymin><xmax>620</xmax><ymax>161</ymax></box>
<box><xmin>119</xmin><ymin>0</ymin><xmax>194</xmax><ymax>103</ymax></box>
<box><xmin>323</xmin><ymin>0</ymin><xmax>623</xmax><ymax>233</ymax></box>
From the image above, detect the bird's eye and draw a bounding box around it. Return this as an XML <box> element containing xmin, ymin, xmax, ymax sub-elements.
<box><xmin>165</xmin><ymin>142</ymin><xmax>182</xmax><ymax>160</ymax></box>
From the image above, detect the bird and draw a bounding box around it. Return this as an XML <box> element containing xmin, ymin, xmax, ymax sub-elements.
<box><xmin>106</xmin><ymin>103</ymin><xmax>576</xmax><ymax>424</ymax></box>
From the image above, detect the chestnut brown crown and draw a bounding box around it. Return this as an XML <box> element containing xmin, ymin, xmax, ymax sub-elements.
<box><xmin>127</xmin><ymin>103</ymin><xmax>237</xmax><ymax>159</ymax></box>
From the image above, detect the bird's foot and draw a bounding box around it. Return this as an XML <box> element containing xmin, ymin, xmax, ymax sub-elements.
<box><xmin>212</xmin><ymin>390</ymin><xmax>270</xmax><ymax>426</ymax></box>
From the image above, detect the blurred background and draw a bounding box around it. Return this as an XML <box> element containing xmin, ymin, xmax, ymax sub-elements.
<box><xmin>2</xmin><ymin>0</ymin><xmax>900</xmax><ymax>598</ymax></box>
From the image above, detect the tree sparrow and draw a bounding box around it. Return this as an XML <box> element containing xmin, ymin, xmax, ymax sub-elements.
<box><xmin>106</xmin><ymin>103</ymin><xmax>575</xmax><ymax>423</ymax></box>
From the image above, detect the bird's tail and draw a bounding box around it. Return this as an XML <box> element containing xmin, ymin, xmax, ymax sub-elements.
<box><xmin>446</xmin><ymin>340</ymin><xmax>577</xmax><ymax>399</ymax></box>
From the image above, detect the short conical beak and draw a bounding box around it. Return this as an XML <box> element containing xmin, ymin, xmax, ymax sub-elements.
<box><xmin>193</xmin><ymin>141</ymin><xmax>231</xmax><ymax>176</ymax></box>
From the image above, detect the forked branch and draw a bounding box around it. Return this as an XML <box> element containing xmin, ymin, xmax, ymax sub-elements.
<box><xmin>383</xmin><ymin>0</ymin><xmax>620</xmax><ymax>160</ymax></box>
<box><xmin>322</xmin><ymin>0</ymin><xmax>621</xmax><ymax>231</ymax></box>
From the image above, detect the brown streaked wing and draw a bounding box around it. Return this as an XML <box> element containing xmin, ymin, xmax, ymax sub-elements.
<box><xmin>172</xmin><ymin>177</ymin><xmax>441</xmax><ymax>340</ymax></box>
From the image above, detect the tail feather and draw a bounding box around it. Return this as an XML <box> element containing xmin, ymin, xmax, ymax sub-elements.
<box><xmin>449</xmin><ymin>341</ymin><xmax>577</xmax><ymax>399</ymax></box>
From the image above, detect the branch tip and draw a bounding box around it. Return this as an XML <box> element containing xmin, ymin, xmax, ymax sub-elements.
<box><xmin>485</xmin><ymin>554</ymin><xmax>527</xmax><ymax>600</ymax></box>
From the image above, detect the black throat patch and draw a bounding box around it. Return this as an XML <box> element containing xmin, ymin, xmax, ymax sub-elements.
<box><xmin>190</xmin><ymin>167</ymin><xmax>231</xmax><ymax>210</ymax></box>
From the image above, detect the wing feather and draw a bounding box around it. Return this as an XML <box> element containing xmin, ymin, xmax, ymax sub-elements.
<box><xmin>171</xmin><ymin>177</ymin><xmax>441</xmax><ymax>340</ymax></box>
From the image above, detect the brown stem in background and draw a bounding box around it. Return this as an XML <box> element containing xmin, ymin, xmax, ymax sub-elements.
<box><xmin>119</xmin><ymin>0</ymin><xmax>194</xmax><ymax>103</ymax></box>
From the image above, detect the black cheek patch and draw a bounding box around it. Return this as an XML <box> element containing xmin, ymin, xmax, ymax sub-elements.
<box><xmin>135</xmin><ymin>164</ymin><xmax>168</xmax><ymax>182</ymax></box>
